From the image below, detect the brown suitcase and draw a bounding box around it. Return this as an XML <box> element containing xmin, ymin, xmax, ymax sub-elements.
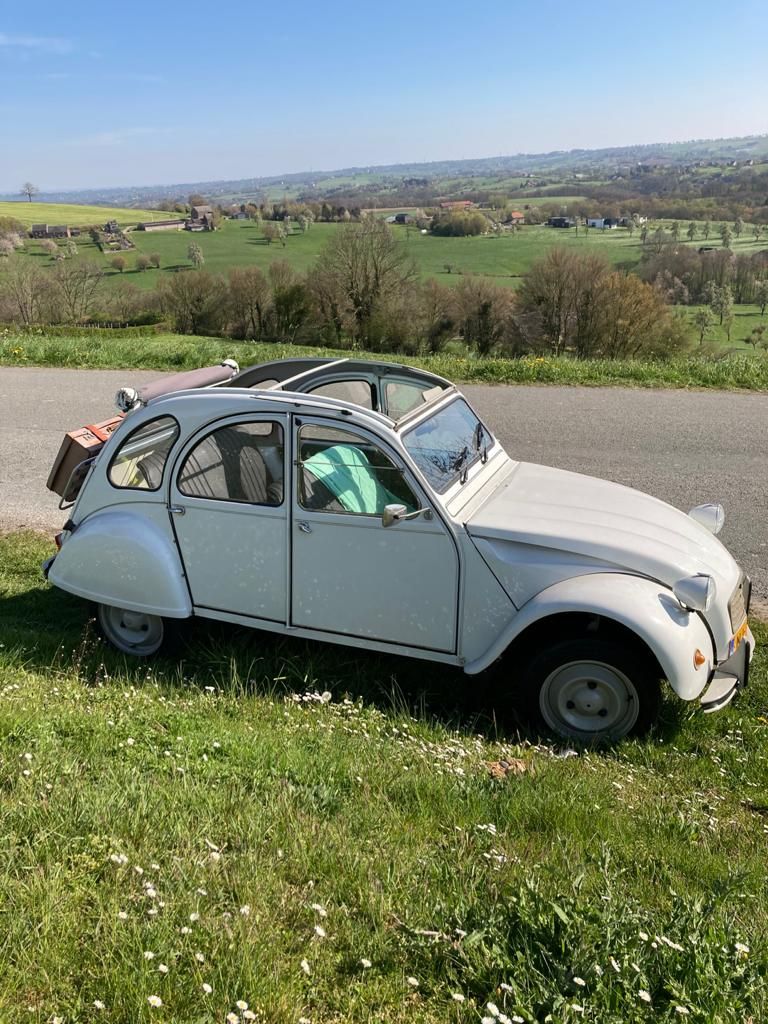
<box><xmin>47</xmin><ymin>416</ymin><xmax>124</xmax><ymax>500</ymax></box>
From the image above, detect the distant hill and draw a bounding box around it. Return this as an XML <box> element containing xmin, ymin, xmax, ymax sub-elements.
<box><xmin>0</xmin><ymin>202</ymin><xmax>180</xmax><ymax>228</ymax></box>
<box><xmin>3</xmin><ymin>133</ymin><xmax>767</xmax><ymax>208</ymax></box>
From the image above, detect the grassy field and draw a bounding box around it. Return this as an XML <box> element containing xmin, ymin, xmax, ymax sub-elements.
<box><xmin>3</xmin><ymin>330</ymin><xmax>768</xmax><ymax>391</ymax></box>
<box><xmin>0</xmin><ymin>202</ymin><xmax>176</xmax><ymax>229</ymax></box>
<box><xmin>1</xmin><ymin>530</ymin><xmax>767</xmax><ymax>1022</ymax></box>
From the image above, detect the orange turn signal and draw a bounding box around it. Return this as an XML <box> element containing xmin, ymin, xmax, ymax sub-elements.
<box><xmin>693</xmin><ymin>649</ymin><xmax>707</xmax><ymax>669</ymax></box>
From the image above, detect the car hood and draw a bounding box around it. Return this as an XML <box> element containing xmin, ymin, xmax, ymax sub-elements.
<box><xmin>466</xmin><ymin>461</ymin><xmax>740</xmax><ymax>599</ymax></box>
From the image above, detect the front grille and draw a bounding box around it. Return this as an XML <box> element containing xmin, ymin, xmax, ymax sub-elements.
<box><xmin>729</xmin><ymin>577</ymin><xmax>748</xmax><ymax>631</ymax></box>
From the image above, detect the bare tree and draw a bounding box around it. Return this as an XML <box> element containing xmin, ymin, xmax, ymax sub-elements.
<box><xmin>319</xmin><ymin>220</ymin><xmax>416</xmax><ymax>346</ymax></box>
<box><xmin>110</xmin><ymin>256</ymin><xmax>126</xmax><ymax>273</ymax></box>
<box><xmin>160</xmin><ymin>271</ymin><xmax>226</xmax><ymax>334</ymax></box>
<box><xmin>51</xmin><ymin>259</ymin><xmax>104</xmax><ymax>323</ymax></box>
<box><xmin>136</xmin><ymin>254</ymin><xmax>151</xmax><ymax>272</ymax></box>
<box><xmin>262</xmin><ymin>223</ymin><xmax>280</xmax><ymax>245</ymax></box>
<box><xmin>21</xmin><ymin>182</ymin><xmax>39</xmax><ymax>202</ymax></box>
<box><xmin>227</xmin><ymin>266</ymin><xmax>272</xmax><ymax>340</ymax></box>
<box><xmin>0</xmin><ymin>261</ymin><xmax>47</xmax><ymax>324</ymax></box>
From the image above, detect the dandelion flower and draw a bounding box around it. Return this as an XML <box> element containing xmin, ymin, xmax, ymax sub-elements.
<box><xmin>639</xmin><ymin>990</ymin><xmax>652</xmax><ymax>1003</ymax></box>
<box><xmin>360</xmin><ymin>958</ymin><xmax>372</xmax><ymax>968</ymax></box>
<box><xmin>94</xmin><ymin>1001</ymin><xmax>106</xmax><ymax>1010</ymax></box>
<box><xmin>148</xmin><ymin>996</ymin><xmax>162</xmax><ymax>1008</ymax></box>
<box><xmin>240</xmin><ymin>905</ymin><xmax>251</xmax><ymax>917</ymax></box>
<box><xmin>126</xmin><ymin>737</ymin><xmax>135</xmax><ymax>746</ymax></box>
<box><xmin>202</xmin><ymin>982</ymin><xmax>213</xmax><ymax>994</ymax></box>
<box><xmin>181</xmin><ymin>926</ymin><xmax>192</xmax><ymax>935</ymax></box>
<box><xmin>571</xmin><ymin>1006</ymin><xmax>584</xmax><ymax>1014</ymax></box>
<box><xmin>451</xmin><ymin>992</ymin><xmax>465</xmax><ymax>1002</ymax></box>
<box><xmin>311</xmin><ymin>903</ymin><xmax>327</xmax><ymax>917</ymax></box>
<box><xmin>573</xmin><ymin>977</ymin><xmax>586</xmax><ymax>987</ymax></box>
<box><xmin>314</xmin><ymin>925</ymin><xmax>326</xmax><ymax>938</ymax></box>
<box><xmin>487</xmin><ymin>1002</ymin><xmax>500</xmax><ymax>1016</ymax></box>
<box><xmin>512</xmin><ymin>1017</ymin><xmax>525</xmax><ymax>1023</ymax></box>
<box><xmin>236</xmin><ymin>1002</ymin><xmax>248</xmax><ymax>1011</ymax></box>
<box><xmin>482</xmin><ymin>1018</ymin><xmax>496</xmax><ymax>1024</ymax></box>
<box><xmin>117</xmin><ymin>910</ymin><xmax>128</xmax><ymax>920</ymax></box>
<box><xmin>195</xmin><ymin>952</ymin><xmax>205</xmax><ymax>963</ymax></box>
<box><xmin>158</xmin><ymin>964</ymin><xmax>168</xmax><ymax>974</ymax></box>
<box><xmin>300</xmin><ymin>958</ymin><xmax>311</xmax><ymax>976</ymax></box>
<box><xmin>189</xmin><ymin>912</ymin><xmax>200</xmax><ymax>922</ymax></box>
<box><xmin>407</xmin><ymin>976</ymin><xmax>419</xmax><ymax>987</ymax></box>
<box><xmin>144</xmin><ymin>951</ymin><xmax>155</xmax><ymax>960</ymax></box>
<box><xmin>735</xmin><ymin>942</ymin><xmax>750</xmax><ymax>954</ymax></box>
<box><xmin>639</xmin><ymin>931</ymin><xmax>649</xmax><ymax>941</ymax></box>
<box><xmin>243</xmin><ymin>1013</ymin><xmax>256</xmax><ymax>1021</ymax></box>
<box><xmin>610</xmin><ymin>957</ymin><xmax>621</xmax><ymax>973</ymax></box>
<box><xmin>499</xmin><ymin>983</ymin><xmax>513</xmax><ymax>993</ymax></box>
<box><xmin>674</xmin><ymin>1008</ymin><xmax>690</xmax><ymax>1016</ymax></box>
<box><xmin>226</xmin><ymin>1014</ymin><xmax>238</xmax><ymax>1024</ymax></box>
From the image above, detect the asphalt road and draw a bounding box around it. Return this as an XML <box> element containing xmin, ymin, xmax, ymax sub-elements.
<box><xmin>1</xmin><ymin>366</ymin><xmax>766</xmax><ymax>603</ymax></box>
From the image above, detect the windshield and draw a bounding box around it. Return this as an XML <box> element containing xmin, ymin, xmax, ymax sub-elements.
<box><xmin>403</xmin><ymin>398</ymin><xmax>491</xmax><ymax>493</ymax></box>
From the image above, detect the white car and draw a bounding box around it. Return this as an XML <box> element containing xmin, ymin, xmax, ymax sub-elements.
<box><xmin>44</xmin><ymin>357</ymin><xmax>754</xmax><ymax>742</ymax></box>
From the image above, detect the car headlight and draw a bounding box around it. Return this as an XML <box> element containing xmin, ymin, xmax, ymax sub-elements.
<box><xmin>673</xmin><ymin>574</ymin><xmax>716</xmax><ymax>613</ymax></box>
<box><xmin>688</xmin><ymin>503</ymin><xmax>725</xmax><ymax>535</ymax></box>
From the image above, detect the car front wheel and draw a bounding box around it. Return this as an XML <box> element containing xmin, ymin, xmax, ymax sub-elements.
<box><xmin>96</xmin><ymin>603</ymin><xmax>167</xmax><ymax>657</ymax></box>
<box><xmin>519</xmin><ymin>637</ymin><xmax>660</xmax><ymax>743</ymax></box>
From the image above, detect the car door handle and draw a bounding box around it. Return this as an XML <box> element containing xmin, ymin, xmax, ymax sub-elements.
<box><xmin>169</xmin><ymin>505</ymin><xmax>186</xmax><ymax>516</ymax></box>
<box><xmin>297</xmin><ymin>521</ymin><xmax>312</xmax><ymax>534</ymax></box>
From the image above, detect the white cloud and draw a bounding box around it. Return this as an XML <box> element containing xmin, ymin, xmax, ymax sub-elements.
<box><xmin>0</xmin><ymin>33</ymin><xmax>73</xmax><ymax>54</ymax></box>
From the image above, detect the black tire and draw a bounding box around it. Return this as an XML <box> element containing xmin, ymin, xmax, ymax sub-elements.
<box><xmin>517</xmin><ymin>636</ymin><xmax>661</xmax><ymax>744</ymax></box>
<box><xmin>95</xmin><ymin>602</ymin><xmax>182</xmax><ymax>658</ymax></box>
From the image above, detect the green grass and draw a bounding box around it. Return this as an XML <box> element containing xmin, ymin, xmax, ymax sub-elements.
<box><xmin>683</xmin><ymin>304</ymin><xmax>768</xmax><ymax>352</ymax></box>
<box><xmin>0</xmin><ymin>202</ymin><xmax>177</xmax><ymax>229</ymax></box>
<box><xmin>3</xmin><ymin>330</ymin><xmax>768</xmax><ymax>391</ymax></box>
<box><xmin>1</xmin><ymin>531</ymin><xmax>767</xmax><ymax>1022</ymax></box>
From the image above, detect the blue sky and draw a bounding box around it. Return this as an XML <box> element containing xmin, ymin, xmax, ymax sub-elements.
<box><xmin>1</xmin><ymin>0</ymin><xmax>766</xmax><ymax>192</ymax></box>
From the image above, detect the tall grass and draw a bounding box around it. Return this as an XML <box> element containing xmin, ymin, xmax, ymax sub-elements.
<box><xmin>1</xmin><ymin>531</ymin><xmax>767</xmax><ymax>1021</ymax></box>
<box><xmin>3</xmin><ymin>330</ymin><xmax>768</xmax><ymax>391</ymax></box>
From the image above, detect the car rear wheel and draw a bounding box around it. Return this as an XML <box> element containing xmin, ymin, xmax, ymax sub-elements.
<box><xmin>96</xmin><ymin>603</ymin><xmax>166</xmax><ymax>657</ymax></box>
<box><xmin>519</xmin><ymin>637</ymin><xmax>660</xmax><ymax>743</ymax></box>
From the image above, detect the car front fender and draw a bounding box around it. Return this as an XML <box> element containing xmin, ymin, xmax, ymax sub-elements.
<box><xmin>464</xmin><ymin>572</ymin><xmax>714</xmax><ymax>701</ymax></box>
<box><xmin>48</xmin><ymin>509</ymin><xmax>191</xmax><ymax>619</ymax></box>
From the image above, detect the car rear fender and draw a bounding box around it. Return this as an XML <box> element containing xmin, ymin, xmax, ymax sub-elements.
<box><xmin>48</xmin><ymin>508</ymin><xmax>191</xmax><ymax>618</ymax></box>
<box><xmin>464</xmin><ymin>572</ymin><xmax>714</xmax><ymax>701</ymax></box>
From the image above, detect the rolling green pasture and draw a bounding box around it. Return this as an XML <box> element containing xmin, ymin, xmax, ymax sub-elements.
<box><xmin>1</xmin><ymin>531</ymin><xmax>767</xmax><ymax>1021</ymax></box>
<box><xmin>0</xmin><ymin>202</ymin><xmax>175</xmax><ymax>229</ymax></box>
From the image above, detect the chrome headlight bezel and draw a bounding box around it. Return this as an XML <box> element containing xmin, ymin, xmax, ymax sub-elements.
<box><xmin>673</xmin><ymin>573</ymin><xmax>716</xmax><ymax>613</ymax></box>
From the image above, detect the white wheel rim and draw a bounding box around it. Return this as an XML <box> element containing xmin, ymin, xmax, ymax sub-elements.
<box><xmin>100</xmin><ymin>605</ymin><xmax>164</xmax><ymax>656</ymax></box>
<box><xmin>539</xmin><ymin>660</ymin><xmax>639</xmax><ymax>739</ymax></box>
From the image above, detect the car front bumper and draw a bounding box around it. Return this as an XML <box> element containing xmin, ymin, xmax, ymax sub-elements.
<box><xmin>700</xmin><ymin>626</ymin><xmax>754</xmax><ymax>713</ymax></box>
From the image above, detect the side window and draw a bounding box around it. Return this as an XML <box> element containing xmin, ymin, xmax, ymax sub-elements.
<box><xmin>385</xmin><ymin>381</ymin><xmax>432</xmax><ymax>419</ymax></box>
<box><xmin>307</xmin><ymin>379</ymin><xmax>374</xmax><ymax>409</ymax></box>
<box><xmin>178</xmin><ymin>421</ymin><xmax>284</xmax><ymax>506</ymax></box>
<box><xmin>108</xmin><ymin>415</ymin><xmax>179</xmax><ymax>491</ymax></box>
<box><xmin>298</xmin><ymin>424</ymin><xmax>417</xmax><ymax>516</ymax></box>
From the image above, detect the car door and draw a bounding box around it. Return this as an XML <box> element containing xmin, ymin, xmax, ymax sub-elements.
<box><xmin>168</xmin><ymin>414</ymin><xmax>288</xmax><ymax>623</ymax></box>
<box><xmin>291</xmin><ymin>416</ymin><xmax>459</xmax><ymax>652</ymax></box>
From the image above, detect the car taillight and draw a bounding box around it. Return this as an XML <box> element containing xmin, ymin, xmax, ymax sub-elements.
<box><xmin>54</xmin><ymin>532</ymin><xmax>63</xmax><ymax>550</ymax></box>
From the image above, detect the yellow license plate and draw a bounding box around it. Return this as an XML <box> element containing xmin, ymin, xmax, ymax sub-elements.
<box><xmin>729</xmin><ymin>620</ymin><xmax>749</xmax><ymax>656</ymax></box>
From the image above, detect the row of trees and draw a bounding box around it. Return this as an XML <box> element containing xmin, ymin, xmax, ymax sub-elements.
<box><xmin>642</xmin><ymin>246</ymin><xmax>768</xmax><ymax>306</ymax></box>
<box><xmin>0</xmin><ymin>220</ymin><xmax>700</xmax><ymax>361</ymax></box>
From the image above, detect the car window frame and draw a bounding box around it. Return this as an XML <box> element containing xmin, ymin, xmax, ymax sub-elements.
<box><xmin>294</xmin><ymin>416</ymin><xmax>424</xmax><ymax>519</ymax></box>
<box><xmin>303</xmin><ymin>376</ymin><xmax>378</xmax><ymax>411</ymax></box>
<box><xmin>175</xmin><ymin>417</ymin><xmax>286</xmax><ymax>508</ymax></box>
<box><xmin>107</xmin><ymin>414</ymin><xmax>181</xmax><ymax>493</ymax></box>
<box><xmin>401</xmin><ymin>396</ymin><xmax>493</xmax><ymax>495</ymax></box>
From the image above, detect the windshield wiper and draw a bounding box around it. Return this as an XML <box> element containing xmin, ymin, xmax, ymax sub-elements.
<box><xmin>452</xmin><ymin>445</ymin><xmax>471</xmax><ymax>484</ymax></box>
<box><xmin>474</xmin><ymin>421</ymin><xmax>488</xmax><ymax>464</ymax></box>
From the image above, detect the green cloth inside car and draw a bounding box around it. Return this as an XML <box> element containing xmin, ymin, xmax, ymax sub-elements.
<box><xmin>303</xmin><ymin>444</ymin><xmax>405</xmax><ymax>515</ymax></box>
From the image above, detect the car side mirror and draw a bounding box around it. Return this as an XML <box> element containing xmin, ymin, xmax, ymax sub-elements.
<box><xmin>382</xmin><ymin>503</ymin><xmax>432</xmax><ymax>527</ymax></box>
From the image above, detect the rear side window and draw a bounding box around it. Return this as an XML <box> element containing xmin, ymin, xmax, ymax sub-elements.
<box><xmin>178</xmin><ymin>421</ymin><xmax>284</xmax><ymax>506</ymax></box>
<box><xmin>108</xmin><ymin>416</ymin><xmax>179</xmax><ymax>490</ymax></box>
<box><xmin>385</xmin><ymin>380</ymin><xmax>434</xmax><ymax>419</ymax></box>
